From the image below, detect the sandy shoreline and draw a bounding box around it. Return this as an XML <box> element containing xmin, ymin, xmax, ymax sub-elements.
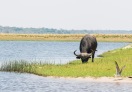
<box><xmin>49</xmin><ymin>76</ymin><xmax>132</xmax><ymax>83</ymax></box>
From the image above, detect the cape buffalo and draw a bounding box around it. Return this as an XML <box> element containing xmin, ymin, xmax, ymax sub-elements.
<box><xmin>74</xmin><ymin>34</ymin><xmax>97</xmax><ymax>63</ymax></box>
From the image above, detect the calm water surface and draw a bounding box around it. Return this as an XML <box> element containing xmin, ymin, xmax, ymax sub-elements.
<box><xmin>0</xmin><ymin>41</ymin><xmax>131</xmax><ymax>92</ymax></box>
<box><xmin>0</xmin><ymin>72</ymin><xmax>132</xmax><ymax>92</ymax></box>
<box><xmin>0</xmin><ymin>41</ymin><xmax>129</xmax><ymax>64</ymax></box>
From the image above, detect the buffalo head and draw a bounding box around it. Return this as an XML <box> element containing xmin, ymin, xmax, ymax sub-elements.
<box><xmin>74</xmin><ymin>50</ymin><xmax>92</xmax><ymax>63</ymax></box>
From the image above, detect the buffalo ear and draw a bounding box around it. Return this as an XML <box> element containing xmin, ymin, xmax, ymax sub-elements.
<box><xmin>76</xmin><ymin>56</ymin><xmax>81</xmax><ymax>59</ymax></box>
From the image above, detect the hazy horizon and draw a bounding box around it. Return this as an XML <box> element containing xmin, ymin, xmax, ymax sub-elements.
<box><xmin>1</xmin><ymin>25</ymin><xmax>132</xmax><ymax>31</ymax></box>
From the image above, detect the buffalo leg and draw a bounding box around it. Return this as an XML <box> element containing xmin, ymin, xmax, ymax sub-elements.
<box><xmin>92</xmin><ymin>52</ymin><xmax>95</xmax><ymax>62</ymax></box>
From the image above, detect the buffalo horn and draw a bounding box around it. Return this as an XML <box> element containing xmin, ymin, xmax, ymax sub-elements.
<box><xmin>74</xmin><ymin>50</ymin><xmax>92</xmax><ymax>57</ymax></box>
<box><xmin>80</xmin><ymin>53</ymin><xmax>92</xmax><ymax>57</ymax></box>
<box><xmin>74</xmin><ymin>50</ymin><xmax>81</xmax><ymax>57</ymax></box>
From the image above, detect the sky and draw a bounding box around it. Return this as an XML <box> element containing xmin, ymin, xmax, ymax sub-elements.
<box><xmin>0</xmin><ymin>0</ymin><xmax>132</xmax><ymax>30</ymax></box>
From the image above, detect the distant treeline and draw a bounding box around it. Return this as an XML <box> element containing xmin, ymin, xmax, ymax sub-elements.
<box><xmin>0</xmin><ymin>26</ymin><xmax>132</xmax><ymax>34</ymax></box>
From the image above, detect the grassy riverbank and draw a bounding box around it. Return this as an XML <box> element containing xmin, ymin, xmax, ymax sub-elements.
<box><xmin>0</xmin><ymin>45</ymin><xmax>132</xmax><ymax>77</ymax></box>
<box><xmin>0</xmin><ymin>33</ymin><xmax>132</xmax><ymax>42</ymax></box>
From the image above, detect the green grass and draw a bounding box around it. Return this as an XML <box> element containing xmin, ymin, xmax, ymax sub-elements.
<box><xmin>0</xmin><ymin>47</ymin><xmax>132</xmax><ymax>77</ymax></box>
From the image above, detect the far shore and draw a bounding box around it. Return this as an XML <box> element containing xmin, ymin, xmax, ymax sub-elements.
<box><xmin>0</xmin><ymin>33</ymin><xmax>132</xmax><ymax>42</ymax></box>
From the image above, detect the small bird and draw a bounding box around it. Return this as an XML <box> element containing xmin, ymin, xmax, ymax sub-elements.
<box><xmin>114</xmin><ymin>61</ymin><xmax>125</xmax><ymax>77</ymax></box>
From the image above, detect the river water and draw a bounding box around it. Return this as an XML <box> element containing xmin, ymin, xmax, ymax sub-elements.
<box><xmin>0</xmin><ymin>41</ymin><xmax>129</xmax><ymax>64</ymax></box>
<box><xmin>0</xmin><ymin>72</ymin><xmax>132</xmax><ymax>92</ymax></box>
<box><xmin>0</xmin><ymin>41</ymin><xmax>131</xmax><ymax>92</ymax></box>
